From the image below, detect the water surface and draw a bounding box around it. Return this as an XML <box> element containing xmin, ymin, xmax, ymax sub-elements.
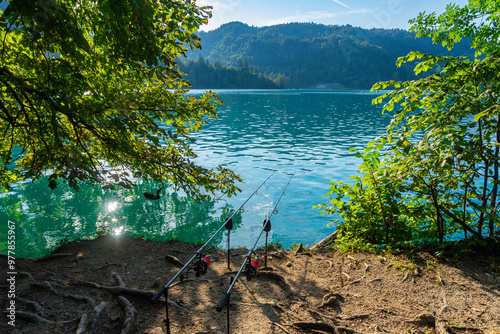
<box><xmin>0</xmin><ymin>90</ymin><xmax>392</xmax><ymax>257</ymax></box>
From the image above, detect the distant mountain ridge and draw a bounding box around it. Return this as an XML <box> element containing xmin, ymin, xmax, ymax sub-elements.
<box><xmin>183</xmin><ymin>21</ymin><xmax>474</xmax><ymax>89</ymax></box>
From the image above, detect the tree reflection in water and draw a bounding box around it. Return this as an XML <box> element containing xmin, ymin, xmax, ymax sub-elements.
<box><xmin>0</xmin><ymin>179</ymin><xmax>239</xmax><ymax>258</ymax></box>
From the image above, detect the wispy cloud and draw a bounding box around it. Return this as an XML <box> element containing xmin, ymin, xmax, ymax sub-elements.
<box><xmin>332</xmin><ymin>0</ymin><xmax>353</xmax><ymax>10</ymax></box>
<box><xmin>265</xmin><ymin>8</ymin><xmax>373</xmax><ymax>26</ymax></box>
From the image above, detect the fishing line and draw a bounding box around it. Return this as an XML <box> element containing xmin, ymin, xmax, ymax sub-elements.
<box><xmin>151</xmin><ymin>171</ymin><xmax>275</xmax><ymax>334</ymax></box>
<box><xmin>216</xmin><ymin>171</ymin><xmax>295</xmax><ymax>334</ymax></box>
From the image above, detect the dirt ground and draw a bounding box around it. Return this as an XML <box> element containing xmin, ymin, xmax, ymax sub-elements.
<box><xmin>2</xmin><ymin>235</ymin><xmax>500</xmax><ymax>334</ymax></box>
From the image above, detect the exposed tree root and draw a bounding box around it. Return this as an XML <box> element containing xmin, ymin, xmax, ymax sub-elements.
<box><xmin>118</xmin><ymin>296</ymin><xmax>136</xmax><ymax>334</ymax></box>
<box><xmin>16</xmin><ymin>296</ymin><xmax>45</xmax><ymax>316</ymax></box>
<box><xmin>20</xmin><ymin>271</ymin><xmax>95</xmax><ymax>306</ymax></box>
<box><xmin>257</xmin><ymin>271</ymin><xmax>291</xmax><ymax>292</ymax></box>
<box><xmin>368</xmin><ymin>278</ymin><xmax>382</xmax><ymax>283</ymax></box>
<box><xmin>338</xmin><ymin>313</ymin><xmax>370</xmax><ymax>320</ymax></box>
<box><xmin>239</xmin><ymin>301</ymin><xmax>285</xmax><ymax>311</ymax></box>
<box><xmin>89</xmin><ymin>301</ymin><xmax>105</xmax><ymax>333</ymax></box>
<box><xmin>340</xmin><ymin>275</ymin><xmax>366</xmax><ymax>292</ymax></box>
<box><xmin>438</xmin><ymin>288</ymin><xmax>448</xmax><ymax>316</ymax></box>
<box><xmin>318</xmin><ymin>293</ymin><xmax>342</xmax><ymax>309</ymax></box>
<box><xmin>269</xmin><ymin>321</ymin><xmax>292</xmax><ymax>334</ymax></box>
<box><xmin>293</xmin><ymin>321</ymin><xmax>365</xmax><ymax>334</ymax></box>
<box><xmin>176</xmin><ymin>275</ymin><xmax>229</xmax><ymax>285</ymax></box>
<box><xmin>436</xmin><ymin>319</ymin><xmax>454</xmax><ymax>334</ymax></box>
<box><xmin>3</xmin><ymin>310</ymin><xmax>54</xmax><ymax>324</ymax></box>
<box><xmin>403</xmin><ymin>313</ymin><xmax>481</xmax><ymax>334</ymax></box>
<box><xmin>16</xmin><ymin>271</ymin><xmax>108</xmax><ymax>332</ymax></box>
<box><xmin>75</xmin><ymin>314</ymin><xmax>88</xmax><ymax>334</ymax></box>
<box><xmin>80</xmin><ymin>281</ymin><xmax>155</xmax><ymax>299</ymax></box>
<box><xmin>404</xmin><ymin>313</ymin><xmax>437</xmax><ymax>326</ymax></box>
<box><xmin>114</xmin><ymin>272</ymin><xmax>126</xmax><ymax>288</ymax></box>
<box><xmin>97</xmin><ymin>263</ymin><xmax>123</xmax><ymax>270</ymax></box>
<box><xmin>307</xmin><ymin>308</ymin><xmax>339</xmax><ymax>324</ymax></box>
<box><xmin>165</xmin><ymin>254</ymin><xmax>184</xmax><ymax>267</ymax></box>
<box><xmin>2</xmin><ymin>310</ymin><xmax>80</xmax><ymax>325</ymax></box>
<box><xmin>27</xmin><ymin>253</ymin><xmax>74</xmax><ymax>262</ymax></box>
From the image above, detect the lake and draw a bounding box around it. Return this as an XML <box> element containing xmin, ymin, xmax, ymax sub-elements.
<box><xmin>0</xmin><ymin>90</ymin><xmax>392</xmax><ymax>257</ymax></box>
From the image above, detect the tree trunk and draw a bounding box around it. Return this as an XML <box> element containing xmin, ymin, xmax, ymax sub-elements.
<box><xmin>489</xmin><ymin>114</ymin><xmax>500</xmax><ymax>238</ymax></box>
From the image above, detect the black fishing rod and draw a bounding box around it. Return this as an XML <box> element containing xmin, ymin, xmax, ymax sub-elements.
<box><xmin>216</xmin><ymin>172</ymin><xmax>295</xmax><ymax>327</ymax></box>
<box><xmin>151</xmin><ymin>172</ymin><xmax>275</xmax><ymax>333</ymax></box>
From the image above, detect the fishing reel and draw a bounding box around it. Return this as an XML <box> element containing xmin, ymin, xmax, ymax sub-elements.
<box><xmin>244</xmin><ymin>260</ymin><xmax>259</xmax><ymax>281</ymax></box>
<box><xmin>188</xmin><ymin>255</ymin><xmax>211</xmax><ymax>277</ymax></box>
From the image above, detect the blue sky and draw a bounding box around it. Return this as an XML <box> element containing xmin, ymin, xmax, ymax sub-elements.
<box><xmin>197</xmin><ymin>0</ymin><xmax>470</xmax><ymax>31</ymax></box>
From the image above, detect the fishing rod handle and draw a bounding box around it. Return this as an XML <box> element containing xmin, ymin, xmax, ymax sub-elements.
<box><xmin>216</xmin><ymin>292</ymin><xmax>230</xmax><ymax>312</ymax></box>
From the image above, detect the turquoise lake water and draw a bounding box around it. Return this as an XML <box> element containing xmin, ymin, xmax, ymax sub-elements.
<box><xmin>0</xmin><ymin>90</ymin><xmax>393</xmax><ymax>257</ymax></box>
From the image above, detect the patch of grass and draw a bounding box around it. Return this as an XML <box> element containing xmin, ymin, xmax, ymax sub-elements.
<box><xmin>257</xmin><ymin>240</ymin><xmax>283</xmax><ymax>250</ymax></box>
<box><xmin>334</xmin><ymin>238</ymin><xmax>377</xmax><ymax>253</ymax></box>
<box><xmin>392</xmin><ymin>259</ymin><xmax>417</xmax><ymax>274</ymax></box>
<box><xmin>268</xmin><ymin>240</ymin><xmax>283</xmax><ymax>249</ymax></box>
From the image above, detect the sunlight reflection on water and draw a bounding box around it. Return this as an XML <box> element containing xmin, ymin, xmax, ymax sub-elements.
<box><xmin>1</xmin><ymin>90</ymin><xmax>393</xmax><ymax>257</ymax></box>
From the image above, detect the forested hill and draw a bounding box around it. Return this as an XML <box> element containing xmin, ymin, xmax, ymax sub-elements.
<box><xmin>182</xmin><ymin>21</ymin><xmax>473</xmax><ymax>89</ymax></box>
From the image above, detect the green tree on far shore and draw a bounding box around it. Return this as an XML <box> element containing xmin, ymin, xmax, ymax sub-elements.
<box><xmin>0</xmin><ymin>0</ymin><xmax>241</xmax><ymax>199</ymax></box>
<box><xmin>317</xmin><ymin>0</ymin><xmax>500</xmax><ymax>247</ymax></box>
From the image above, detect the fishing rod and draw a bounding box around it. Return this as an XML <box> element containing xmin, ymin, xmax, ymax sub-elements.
<box><xmin>216</xmin><ymin>172</ymin><xmax>295</xmax><ymax>334</ymax></box>
<box><xmin>151</xmin><ymin>171</ymin><xmax>275</xmax><ymax>334</ymax></box>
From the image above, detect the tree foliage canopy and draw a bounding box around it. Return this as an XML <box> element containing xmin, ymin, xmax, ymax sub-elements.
<box><xmin>317</xmin><ymin>0</ymin><xmax>500</xmax><ymax>247</ymax></box>
<box><xmin>0</xmin><ymin>0</ymin><xmax>241</xmax><ymax>198</ymax></box>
